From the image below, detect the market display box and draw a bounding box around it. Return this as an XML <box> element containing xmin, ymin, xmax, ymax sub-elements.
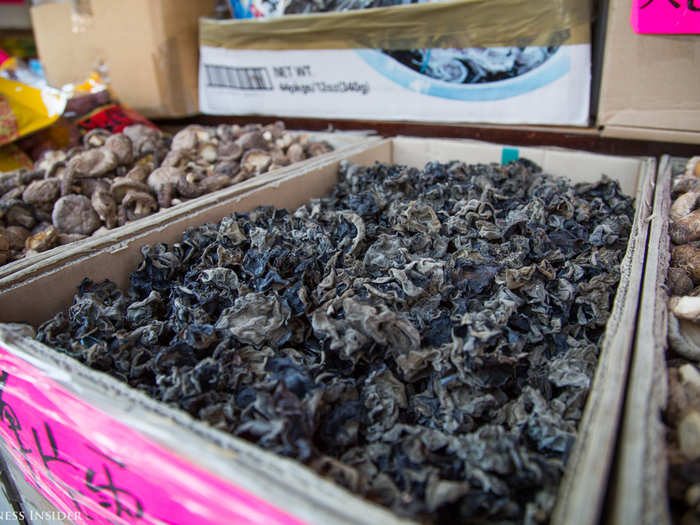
<box><xmin>609</xmin><ymin>154</ymin><xmax>675</xmax><ymax>525</ymax></box>
<box><xmin>0</xmin><ymin>131</ymin><xmax>377</xmax><ymax>291</ymax></box>
<box><xmin>597</xmin><ymin>0</ymin><xmax>700</xmax><ymax>144</ymax></box>
<box><xmin>30</xmin><ymin>0</ymin><xmax>217</xmax><ymax>119</ymax></box>
<box><xmin>199</xmin><ymin>0</ymin><xmax>592</xmax><ymax>125</ymax></box>
<box><xmin>0</xmin><ymin>137</ymin><xmax>655</xmax><ymax>525</ymax></box>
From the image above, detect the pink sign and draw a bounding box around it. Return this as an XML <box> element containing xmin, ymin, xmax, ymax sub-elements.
<box><xmin>0</xmin><ymin>344</ymin><xmax>307</xmax><ymax>525</ymax></box>
<box><xmin>631</xmin><ymin>0</ymin><xmax>700</xmax><ymax>34</ymax></box>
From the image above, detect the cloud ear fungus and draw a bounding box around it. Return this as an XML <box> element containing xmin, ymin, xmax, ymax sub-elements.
<box><xmin>37</xmin><ymin>158</ymin><xmax>634</xmax><ymax>523</ymax></box>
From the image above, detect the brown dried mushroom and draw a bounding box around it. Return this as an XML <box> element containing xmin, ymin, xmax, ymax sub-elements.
<box><xmin>91</xmin><ymin>190</ymin><xmax>118</xmax><ymax>229</ymax></box>
<box><xmin>0</xmin><ymin>231</ymin><xmax>9</xmax><ymax>265</ymax></box>
<box><xmin>0</xmin><ymin>121</ymin><xmax>334</xmax><ymax>266</ymax></box>
<box><xmin>22</xmin><ymin>179</ymin><xmax>59</xmax><ymax>206</ymax></box>
<box><xmin>119</xmin><ymin>190</ymin><xmax>157</xmax><ymax>223</ymax></box>
<box><xmin>24</xmin><ymin>225</ymin><xmax>57</xmax><ymax>252</ymax></box>
<box><xmin>52</xmin><ymin>195</ymin><xmax>101</xmax><ymax>235</ymax></box>
<box><xmin>67</xmin><ymin>148</ymin><xmax>118</xmax><ymax>178</ymax></box>
<box><xmin>147</xmin><ymin>167</ymin><xmax>184</xmax><ymax>208</ymax></box>
<box><xmin>241</xmin><ymin>149</ymin><xmax>272</xmax><ymax>174</ymax></box>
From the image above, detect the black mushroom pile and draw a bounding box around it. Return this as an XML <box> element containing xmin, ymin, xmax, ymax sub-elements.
<box><xmin>0</xmin><ymin>121</ymin><xmax>333</xmax><ymax>266</ymax></box>
<box><xmin>36</xmin><ymin>158</ymin><xmax>634</xmax><ymax>523</ymax></box>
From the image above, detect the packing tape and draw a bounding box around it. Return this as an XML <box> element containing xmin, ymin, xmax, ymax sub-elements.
<box><xmin>200</xmin><ymin>0</ymin><xmax>592</xmax><ymax>50</ymax></box>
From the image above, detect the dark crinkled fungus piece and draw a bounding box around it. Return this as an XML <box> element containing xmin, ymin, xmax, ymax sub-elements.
<box><xmin>37</xmin><ymin>158</ymin><xmax>634</xmax><ymax>524</ymax></box>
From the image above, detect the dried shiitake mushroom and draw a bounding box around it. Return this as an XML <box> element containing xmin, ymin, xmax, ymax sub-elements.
<box><xmin>241</xmin><ymin>149</ymin><xmax>272</xmax><ymax>174</ymax></box>
<box><xmin>0</xmin><ymin>121</ymin><xmax>335</xmax><ymax>266</ymax></box>
<box><xmin>52</xmin><ymin>195</ymin><xmax>101</xmax><ymax>235</ymax></box>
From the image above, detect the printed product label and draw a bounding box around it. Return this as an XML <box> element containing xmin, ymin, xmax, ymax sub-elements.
<box><xmin>199</xmin><ymin>46</ymin><xmax>591</xmax><ymax>125</ymax></box>
<box><xmin>0</xmin><ymin>344</ymin><xmax>305</xmax><ymax>525</ymax></box>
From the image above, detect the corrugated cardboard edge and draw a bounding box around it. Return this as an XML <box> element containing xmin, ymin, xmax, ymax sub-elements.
<box><xmin>0</xmin><ymin>133</ymin><xmax>379</xmax><ymax>285</ymax></box>
<box><xmin>609</xmin><ymin>155</ymin><xmax>672</xmax><ymax>525</ymax></box>
<box><xmin>551</xmin><ymin>157</ymin><xmax>656</xmax><ymax>525</ymax></box>
<box><xmin>199</xmin><ymin>0</ymin><xmax>591</xmax><ymax>50</ymax></box>
<box><xmin>601</xmin><ymin>125</ymin><xmax>700</xmax><ymax>145</ymax></box>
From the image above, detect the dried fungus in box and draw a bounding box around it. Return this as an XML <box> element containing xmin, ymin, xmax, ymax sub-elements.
<box><xmin>33</xmin><ymin>156</ymin><xmax>636</xmax><ymax>523</ymax></box>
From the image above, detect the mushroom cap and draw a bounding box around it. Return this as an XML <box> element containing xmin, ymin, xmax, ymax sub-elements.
<box><xmin>161</xmin><ymin>149</ymin><xmax>188</xmax><ymax>168</ymax></box>
<box><xmin>214</xmin><ymin>160</ymin><xmax>240</xmax><ymax>177</ymax></box>
<box><xmin>111</xmin><ymin>177</ymin><xmax>152</xmax><ymax>203</ymax></box>
<box><xmin>241</xmin><ymin>149</ymin><xmax>272</xmax><ymax>174</ymax></box>
<box><xmin>105</xmin><ymin>133</ymin><xmax>134</xmax><ymax>165</ymax></box>
<box><xmin>91</xmin><ymin>189</ymin><xmax>117</xmax><ymax>229</ymax></box>
<box><xmin>0</xmin><ymin>171</ymin><xmax>23</xmax><ymax>197</ymax></box>
<box><xmin>269</xmin><ymin>147</ymin><xmax>289</xmax><ymax>166</ymax></box>
<box><xmin>287</xmin><ymin>142</ymin><xmax>306</xmax><ymax>164</ymax></box>
<box><xmin>4</xmin><ymin>225</ymin><xmax>30</xmax><ymax>251</ymax></box>
<box><xmin>67</xmin><ymin>148</ymin><xmax>118</xmax><ymax>178</ymax></box>
<box><xmin>671</xmin><ymin>210</ymin><xmax>700</xmax><ymax>245</ymax></box>
<box><xmin>79</xmin><ymin>178</ymin><xmax>111</xmax><ymax>198</ymax></box>
<box><xmin>171</xmin><ymin>125</ymin><xmax>209</xmax><ymax>152</ymax></box>
<box><xmin>22</xmin><ymin>178</ymin><xmax>60</xmax><ymax>206</ymax></box>
<box><xmin>308</xmin><ymin>140</ymin><xmax>333</xmax><ymax>157</ymax></box>
<box><xmin>669</xmin><ymin>267</ymin><xmax>695</xmax><ymax>296</ymax></box>
<box><xmin>263</xmin><ymin>121</ymin><xmax>286</xmax><ymax>139</ymax></box>
<box><xmin>0</xmin><ymin>230</ymin><xmax>9</xmax><ymax>264</ymax></box>
<box><xmin>121</xmin><ymin>190</ymin><xmax>158</xmax><ymax>221</ymax></box>
<box><xmin>236</xmin><ymin>131</ymin><xmax>268</xmax><ymax>151</ymax></box>
<box><xmin>123</xmin><ymin>124</ymin><xmax>161</xmax><ymax>156</ymax></box>
<box><xmin>216</xmin><ymin>124</ymin><xmax>234</xmax><ymax>142</ymax></box>
<box><xmin>125</xmin><ymin>165</ymin><xmax>151</xmax><ymax>182</ymax></box>
<box><xmin>670</xmin><ymin>296</ymin><xmax>700</xmax><ymax>322</ymax></box>
<box><xmin>52</xmin><ymin>194</ymin><xmax>101</xmax><ymax>235</ymax></box>
<box><xmin>199</xmin><ymin>143</ymin><xmax>218</xmax><ymax>164</ymax></box>
<box><xmin>147</xmin><ymin>167</ymin><xmax>185</xmax><ymax>190</ymax></box>
<box><xmin>672</xmin><ymin>243</ymin><xmax>700</xmax><ymax>283</ymax></box>
<box><xmin>84</xmin><ymin>128</ymin><xmax>111</xmax><ymax>148</ymax></box>
<box><xmin>25</xmin><ymin>225</ymin><xmax>57</xmax><ymax>252</ymax></box>
<box><xmin>1</xmin><ymin>186</ymin><xmax>26</xmax><ymax>203</ymax></box>
<box><xmin>199</xmin><ymin>174</ymin><xmax>231</xmax><ymax>193</ymax></box>
<box><xmin>35</xmin><ymin>150</ymin><xmax>67</xmax><ymax>175</ymax></box>
<box><xmin>217</xmin><ymin>141</ymin><xmax>243</xmax><ymax>160</ymax></box>
<box><xmin>1</xmin><ymin>200</ymin><xmax>35</xmax><ymax>229</ymax></box>
<box><xmin>672</xmin><ymin>191</ymin><xmax>700</xmax><ymax>222</ymax></box>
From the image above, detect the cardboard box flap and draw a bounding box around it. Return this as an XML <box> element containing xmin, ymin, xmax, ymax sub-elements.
<box><xmin>200</xmin><ymin>0</ymin><xmax>591</xmax><ymax>50</ymax></box>
<box><xmin>597</xmin><ymin>0</ymin><xmax>700</xmax><ymax>137</ymax></box>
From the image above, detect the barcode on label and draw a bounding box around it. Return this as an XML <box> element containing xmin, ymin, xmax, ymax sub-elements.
<box><xmin>204</xmin><ymin>65</ymin><xmax>273</xmax><ymax>90</ymax></box>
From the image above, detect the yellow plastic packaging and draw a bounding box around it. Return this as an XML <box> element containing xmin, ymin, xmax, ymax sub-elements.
<box><xmin>0</xmin><ymin>77</ymin><xmax>66</xmax><ymax>148</ymax></box>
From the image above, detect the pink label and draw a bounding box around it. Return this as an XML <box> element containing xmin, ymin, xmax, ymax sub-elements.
<box><xmin>0</xmin><ymin>344</ymin><xmax>307</xmax><ymax>525</ymax></box>
<box><xmin>631</xmin><ymin>0</ymin><xmax>700</xmax><ymax>34</ymax></box>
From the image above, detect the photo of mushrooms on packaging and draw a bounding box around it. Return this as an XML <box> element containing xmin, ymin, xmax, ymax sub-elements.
<box><xmin>0</xmin><ymin>139</ymin><xmax>654</xmax><ymax>525</ymax></box>
<box><xmin>0</xmin><ymin>121</ymin><xmax>341</xmax><ymax>269</ymax></box>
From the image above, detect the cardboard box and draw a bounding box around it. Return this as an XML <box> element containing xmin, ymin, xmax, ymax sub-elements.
<box><xmin>0</xmin><ymin>137</ymin><xmax>655</xmax><ymax>525</ymax></box>
<box><xmin>199</xmin><ymin>0</ymin><xmax>593</xmax><ymax>125</ymax></box>
<box><xmin>598</xmin><ymin>0</ymin><xmax>700</xmax><ymax>144</ymax></box>
<box><xmin>609</xmin><ymin>155</ymin><xmax>681</xmax><ymax>525</ymax></box>
<box><xmin>30</xmin><ymin>0</ymin><xmax>218</xmax><ymax>118</ymax></box>
<box><xmin>0</xmin><ymin>131</ymin><xmax>377</xmax><ymax>289</ymax></box>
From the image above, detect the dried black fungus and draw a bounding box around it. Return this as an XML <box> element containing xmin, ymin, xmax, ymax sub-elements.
<box><xmin>37</xmin><ymin>159</ymin><xmax>634</xmax><ymax>523</ymax></box>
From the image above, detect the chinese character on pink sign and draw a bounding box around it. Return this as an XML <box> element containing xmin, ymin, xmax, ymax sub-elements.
<box><xmin>631</xmin><ymin>0</ymin><xmax>700</xmax><ymax>33</ymax></box>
